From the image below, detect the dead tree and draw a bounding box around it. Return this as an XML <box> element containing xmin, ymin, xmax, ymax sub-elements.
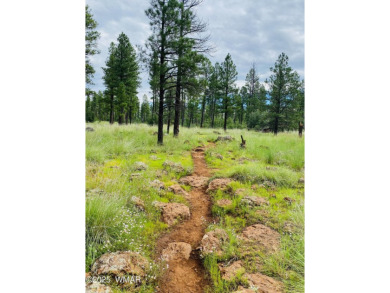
<box><xmin>240</xmin><ymin>135</ymin><xmax>246</xmax><ymax>148</ymax></box>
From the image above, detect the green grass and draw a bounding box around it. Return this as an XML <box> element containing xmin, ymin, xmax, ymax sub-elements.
<box><xmin>86</xmin><ymin>122</ymin><xmax>304</xmax><ymax>292</ymax></box>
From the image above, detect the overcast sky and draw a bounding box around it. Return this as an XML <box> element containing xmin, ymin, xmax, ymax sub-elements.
<box><xmin>87</xmin><ymin>0</ymin><xmax>304</xmax><ymax>100</ymax></box>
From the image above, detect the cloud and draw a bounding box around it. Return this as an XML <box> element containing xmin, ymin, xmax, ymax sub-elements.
<box><xmin>87</xmin><ymin>0</ymin><xmax>304</xmax><ymax>101</ymax></box>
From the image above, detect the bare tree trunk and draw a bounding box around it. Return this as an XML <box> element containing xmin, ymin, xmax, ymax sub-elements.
<box><xmin>110</xmin><ymin>94</ymin><xmax>114</xmax><ymax>124</ymax></box>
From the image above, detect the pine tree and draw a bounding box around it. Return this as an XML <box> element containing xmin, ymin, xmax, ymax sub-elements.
<box><xmin>220</xmin><ymin>53</ymin><xmax>238</xmax><ymax>131</ymax></box>
<box><xmin>85</xmin><ymin>5</ymin><xmax>100</xmax><ymax>92</ymax></box>
<box><xmin>145</xmin><ymin>0</ymin><xmax>181</xmax><ymax>144</ymax></box>
<box><xmin>102</xmin><ymin>43</ymin><xmax>118</xmax><ymax>124</ymax></box>
<box><xmin>266</xmin><ymin>53</ymin><xmax>301</xmax><ymax>134</ymax></box>
<box><xmin>114</xmin><ymin>33</ymin><xmax>140</xmax><ymax>124</ymax></box>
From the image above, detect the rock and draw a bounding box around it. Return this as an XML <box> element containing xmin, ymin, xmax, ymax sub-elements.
<box><xmin>283</xmin><ymin>196</ymin><xmax>295</xmax><ymax>204</ymax></box>
<box><xmin>206</xmin><ymin>178</ymin><xmax>232</xmax><ymax>193</ymax></box>
<box><xmin>179</xmin><ymin>176</ymin><xmax>209</xmax><ymax>188</ymax></box>
<box><xmin>131</xmin><ymin>196</ymin><xmax>145</xmax><ymax>211</ymax></box>
<box><xmin>298</xmin><ymin>177</ymin><xmax>305</xmax><ymax>184</ymax></box>
<box><xmin>262</xmin><ymin>180</ymin><xmax>275</xmax><ymax>189</ymax></box>
<box><xmin>218</xmin><ymin>260</ymin><xmax>245</xmax><ymax>281</ymax></box>
<box><xmin>133</xmin><ymin>162</ymin><xmax>147</xmax><ymax>171</ymax></box>
<box><xmin>91</xmin><ymin>251</ymin><xmax>148</xmax><ymax>277</ymax></box>
<box><xmin>162</xmin><ymin>242</ymin><xmax>192</xmax><ymax>261</ymax></box>
<box><xmin>86</xmin><ymin>127</ymin><xmax>95</xmax><ymax>132</ymax></box>
<box><xmin>215</xmin><ymin>153</ymin><xmax>223</xmax><ymax>160</ymax></box>
<box><xmin>129</xmin><ymin>173</ymin><xmax>142</xmax><ymax>181</ymax></box>
<box><xmin>85</xmin><ymin>281</ymin><xmax>112</xmax><ymax>293</ymax></box>
<box><xmin>200</xmin><ymin>228</ymin><xmax>229</xmax><ymax>256</ymax></box>
<box><xmin>163</xmin><ymin>161</ymin><xmax>186</xmax><ymax>173</ymax></box>
<box><xmin>149</xmin><ymin>155</ymin><xmax>158</xmax><ymax>160</ymax></box>
<box><xmin>234</xmin><ymin>188</ymin><xmax>247</xmax><ymax>196</ymax></box>
<box><xmin>155</xmin><ymin>169</ymin><xmax>168</xmax><ymax>178</ymax></box>
<box><xmin>240</xmin><ymin>224</ymin><xmax>280</xmax><ymax>252</ymax></box>
<box><xmin>152</xmin><ymin>201</ymin><xmax>167</xmax><ymax>210</ymax></box>
<box><xmin>241</xmin><ymin>196</ymin><xmax>269</xmax><ymax>206</ymax></box>
<box><xmin>233</xmin><ymin>286</ymin><xmax>256</xmax><ymax>293</ymax></box>
<box><xmin>283</xmin><ymin>221</ymin><xmax>296</xmax><ymax>233</ymax></box>
<box><xmin>243</xmin><ymin>273</ymin><xmax>283</xmax><ymax>293</ymax></box>
<box><xmin>215</xmin><ymin>136</ymin><xmax>234</xmax><ymax>142</ymax></box>
<box><xmin>168</xmin><ymin>184</ymin><xmax>189</xmax><ymax>197</ymax></box>
<box><xmin>150</xmin><ymin>179</ymin><xmax>165</xmax><ymax>190</ymax></box>
<box><xmin>161</xmin><ymin>203</ymin><xmax>190</xmax><ymax>226</ymax></box>
<box><xmin>216</xmin><ymin>199</ymin><xmax>233</xmax><ymax>207</ymax></box>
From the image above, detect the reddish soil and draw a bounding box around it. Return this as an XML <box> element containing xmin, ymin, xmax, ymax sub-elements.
<box><xmin>156</xmin><ymin>145</ymin><xmax>213</xmax><ymax>293</ymax></box>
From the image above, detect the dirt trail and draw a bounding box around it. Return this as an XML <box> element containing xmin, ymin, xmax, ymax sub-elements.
<box><xmin>156</xmin><ymin>145</ymin><xmax>213</xmax><ymax>293</ymax></box>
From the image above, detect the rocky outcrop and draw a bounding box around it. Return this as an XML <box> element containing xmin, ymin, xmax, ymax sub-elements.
<box><xmin>162</xmin><ymin>242</ymin><xmax>192</xmax><ymax>261</ymax></box>
<box><xmin>91</xmin><ymin>251</ymin><xmax>148</xmax><ymax>277</ymax></box>
<box><xmin>150</xmin><ymin>179</ymin><xmax>165</xmax><ymax>191</ymax></box>
<box><xmin>163</xmin><ymin>161</ymin><xmax>186</xmax><ymax>173</ymax></box>
<box><xmin>216</xmin><ymin>199</ymin><xmax>233</xmax><ymax>207</ymax></box>
<box><xmin>206</xmin><ymin>178</ymin><xmax>232</xmax><ymax>193</ymax></box>
<box><xmin>218</xmin><ymin>260</ymin><xmax>245</xmax><ymax>281</ymax></box>
<box><xmin>85</xmin><ymin>281</ymin><xmax>112</xmax><ymax>293</ymax></box>
<box><xmin>199</xmin><ymin>228</ymin><xmax>229</xmax><ymax>256</ymax></box>
<box><xmin>179</xmin><ymin>176</ymin><xmax>209</xmax><ymax>188</ymax></box>
<box><xmin>168</xmin><ymin>184</ymin><xmax>189</xmax><ymax>197</ymax></box>
<box><xmin>161</xmin><ymin>203</ymin><xmax>190</xmax><ymax>226</ymax></box>
<box><xmin>243</xmin><ymin>273</ymin><xmax>283</xmax><ymax>293</ymax></box>
<box><xmin>241</xmin><ymin>195</ymin><xmax>269</xmax><ymax>207</ymax></box>
<box><xmin>215</xmin><ymin>136</ymin><xmax>234</xmax><ymax>142</ymax></box>
<box><xmin>240</xmin><ymin>224</ymin><xmax>280</xmax><ymax>252</ymax></box>
<box><xmin>131</xmin><ymin>196</ymin><xmax>145</xmax><ymax>211</ymax></box>
<box><xmin>133</xmin><ymin>162</ymin><xmax>147</xmax><ymax>171</ymax></box>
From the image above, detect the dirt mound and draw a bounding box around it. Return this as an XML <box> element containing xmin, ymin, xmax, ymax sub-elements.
<box><xmin>168</xmin><ymin>184</ymin><xmax>189</xmax><ymax>197</ymax></box>
<box><xmin>162</xmin><ymin>242</ymin><xmax>192</xmax><ymax>261</ymax></box>
<box><xmin>161</xmin><ymin>203</ymin><xmax>190</xmax><ymax>226</ymax></box>
<box><xmin>244</xmin><ymin>273</ymin><xmax>283</xmax><ymax>293</ymax></box>
<box><xmin>216</xmin><ymin>199</ymin><xmax>233</xmax><ymax>207</ymax></box>
<box><xmin>206</xmin><ymin>178</ymin><xmax>232</xmax><ymax>193</ymax></box>
<box><xmin>199</xmin><ymin>228</ymin><xmax>229</xmax><ymax>256</ymax></box>
<box><xmin>240</xmin><ymin>224</ymin><xmax>280</xmax><ymax>252</ymax></box>
<box><xmin>179</xmin><ymin>176</ymin><xmax>209</xmax><ymax>188</ymax></box>
<box><xmin>218</xmin><ymin>260</ymin><xmax>245</xmax><ymax>281</ymax></box>
<box><xmin>91</xmin><ymin>251</ymin><xmax>148</xmax><ymax>277</ymax></box>
<box><xmin>85</xmin><ymin>281</ymin><xmax>112</xmax><ymax>293</ymax></box>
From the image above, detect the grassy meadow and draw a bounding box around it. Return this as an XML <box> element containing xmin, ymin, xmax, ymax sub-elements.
<box><xmin>86</xmin><ymin>122</ymin><xmax>304</xmax><ymax>292</ymax></box>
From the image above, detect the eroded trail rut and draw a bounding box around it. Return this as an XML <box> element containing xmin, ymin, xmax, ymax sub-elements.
<box><xmin>156</xmin><ymin>146</ymin><xmax>212</xmax><ymax>293</ymax></box>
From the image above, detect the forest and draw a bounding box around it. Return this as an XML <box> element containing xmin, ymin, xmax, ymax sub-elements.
<box><xmin>85</xmin><ymin>1</ymin><xmax>304</xmax><ymax>293</ymax></box>
<box><xmin>85</xmin><ymin>0</ymin><xmax>304</xmax><ymax>144</ymax></box>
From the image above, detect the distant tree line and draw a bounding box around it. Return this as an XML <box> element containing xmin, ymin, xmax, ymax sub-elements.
<box><xmin>85</xmin><ymin>2</ymin><xmax>305</xmax><ymax>143</ymax></box>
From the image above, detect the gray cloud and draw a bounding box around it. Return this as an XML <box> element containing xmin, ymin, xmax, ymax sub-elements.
<box><xmin>87</xmin><ymin>0</ymin><xmax>304</xmax><ymax>100</ymax></box>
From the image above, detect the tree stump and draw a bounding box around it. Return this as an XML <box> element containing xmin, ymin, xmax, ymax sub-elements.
<box><xmin>240</xmin><ymin>135</ymin><xmax>246</xmax><ymax>148</ymax></box>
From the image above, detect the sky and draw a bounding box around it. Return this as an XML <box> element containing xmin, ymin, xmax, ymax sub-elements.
<box><xmin>87</xmin><ymin>0</ymin><xmax>304</xmax><ymax>100</ymax></box>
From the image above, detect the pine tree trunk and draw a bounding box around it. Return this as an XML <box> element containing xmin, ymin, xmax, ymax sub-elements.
<box><xmin>110</xmin><ymin>94</ymin><xmax>114</xmax><ymax>124</ymax></box>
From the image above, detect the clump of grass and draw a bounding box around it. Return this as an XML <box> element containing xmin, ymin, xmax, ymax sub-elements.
<box><xmin>214</xmin><ymin>163</ymin><xmax>302</xmax><ymax>188</ymax></box>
